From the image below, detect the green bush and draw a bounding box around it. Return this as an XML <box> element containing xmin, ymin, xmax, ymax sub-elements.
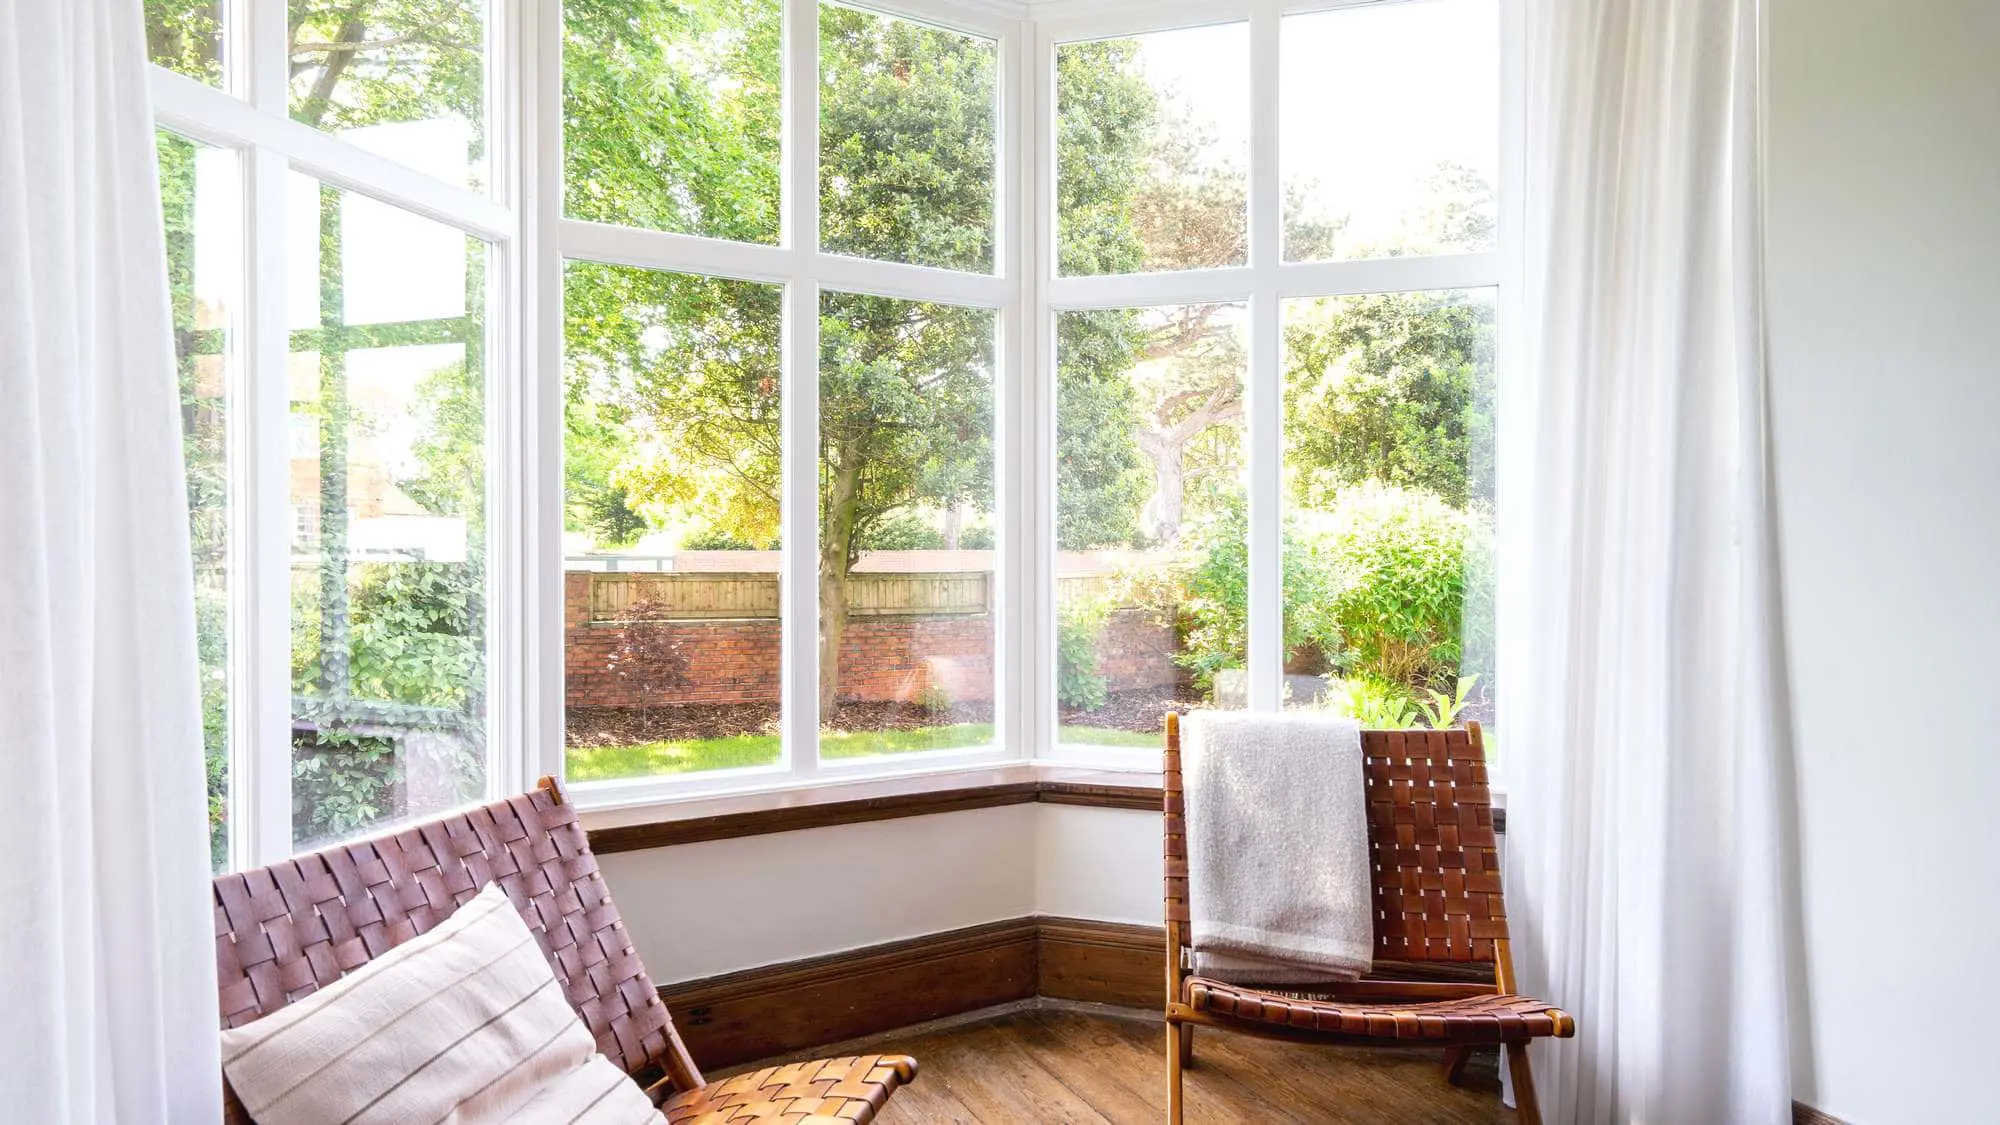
<box><xmin>1305</xmin><ymin>485</ymin><xmax>1472</xmax><ymax>690</ymax></box>
<box><xmin>1056</xmin><ymin>595</ymin><xmax>1112</xmax><ymax>710</ymax></box>
<box><xmin>1317</xmin><ymin>676</ymin><xmax>1421</xmax><ymax>728</ymax></box>
<box><xmin>289</xmin><ymin>561</ymin><xmax>485</xmax><ymax>845</ymax></box>
<box><xmin>1171</xmin><ymin>500</ymin><xmax>1343</xmax><ymax>696</ymax></box>
<box><xmin>1177</xmin><ymin>485</ymin><xmax>1477</xmax><ymax>698</ymax></box>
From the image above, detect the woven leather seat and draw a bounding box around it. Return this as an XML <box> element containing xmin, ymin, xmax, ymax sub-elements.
<box><xmin>660</xmin><ymin>1056</ymin><xmax>917</xmax><ymax>1124</ymax></box>
<box><xmin>1185</xmin><ymin>976</ymin><xmax>1574</xmax><ymax>1042</ymax></box>
<box><xmin>1163</xmin><ymin>717</ymin><xmax>1576</xmax><ymax>1124</ymax></box>
<box><xmin>213</xmin><ymin>778</ymin><xmax>916</xmax><ymax>1124</ymax></box>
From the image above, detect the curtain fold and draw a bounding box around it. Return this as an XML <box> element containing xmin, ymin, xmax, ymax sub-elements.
<box><xmin>0</xmin><ymin>1</ymin><xmax>222</xmax><ymax>1121</ymax></box>
<box><xmin>1501</xmin><ymin>0</ymin><xmax>1794</xmax><ymax>1121</ymax></box>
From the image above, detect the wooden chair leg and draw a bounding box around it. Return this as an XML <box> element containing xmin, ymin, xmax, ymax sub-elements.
<box><xmin>1179</xmin><ymin>1025</ymin><xmax>1195</xmax><ymax>1068</ymax></box>
<box><xmin>1166</xmin><ymin>1022</ymin><xmax>1186</xmax><ymax>1125</ymax></box>
<box><xmin>1442</xmin><ymin>1045</ymin><xmax>1472</xmax><ymax>1085</ymax></box>
<box><xmin>1505</xmin><ymin>1041</ymin><xmax>1542</xmax><ymax>1125</ymax></box>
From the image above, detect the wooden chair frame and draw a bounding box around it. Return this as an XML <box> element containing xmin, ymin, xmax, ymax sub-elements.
<box><xmin>212</xmin><ymin>777</ymin><xmax>916</xmax><ymax>1124</ymax></box>
<box><xmin>1162</xmin><ymin>713</ymin><xmax>1573</xmax><ymax>1124</ymax></box>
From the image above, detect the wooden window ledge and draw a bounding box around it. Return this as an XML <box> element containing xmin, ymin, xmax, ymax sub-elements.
<box><xmin>580</xmin><ymin>764</ymin><xmax>1165</xmax><ymax>854</ymax></box>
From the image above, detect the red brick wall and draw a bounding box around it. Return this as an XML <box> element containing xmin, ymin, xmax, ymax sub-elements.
<box><xmin>835</xmin><ymin>615</ymin><xmax>995</xmax><ymax>704</ymax></box>
<box><xmin>564</xmin><ymin>572</ymin><xmax>1180</xmax><ymax>710</ymax></box>
<box><xmin>1096</xmin><ymin>608</ymin><xmax>1180</xmax><ymax>693</ymax></box>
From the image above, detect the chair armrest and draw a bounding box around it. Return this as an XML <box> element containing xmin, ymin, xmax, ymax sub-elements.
<box><xmin>643</xmin><ymin>1074</ymin><xmax>683</xmax><ymax>1107</ymax></box>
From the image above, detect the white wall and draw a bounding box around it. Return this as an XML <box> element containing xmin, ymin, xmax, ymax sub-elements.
<box><xmin>596</xmin><ymin>800</ymin><xmax>1165</xmax><ymax>985</ymax></box>
<box><xmin>598</xmin><ymin>804</ymin><xmax>1037</xmax><ymax>984</ymax></box>
<box><xmin>1033</xmin><ymin>804</ymin><xmax>1159</xmax><ymax>923</ymax></box>
<box><xmin>1766</xmin><ymin>1</ymin><xmax>2000</xmax><ymax>1120</ymax></box>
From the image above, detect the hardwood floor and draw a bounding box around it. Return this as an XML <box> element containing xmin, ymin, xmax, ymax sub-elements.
<box><xmin>774</xmin><ymin>1005</ymin><xmax>1515</xmax><ymax>1124</ymax></box>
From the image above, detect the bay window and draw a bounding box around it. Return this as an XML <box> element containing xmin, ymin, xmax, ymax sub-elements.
<box><xmin>152</xmin><ymin>0</ymin><xmax>1511</xmax><ymax>868</ymax></box>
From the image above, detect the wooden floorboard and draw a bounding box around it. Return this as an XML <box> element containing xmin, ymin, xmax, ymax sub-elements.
<box><xmin>764</xmin><ymin>1005</ymin><xmax>1517</xmax><ymax>1124</ymax></box>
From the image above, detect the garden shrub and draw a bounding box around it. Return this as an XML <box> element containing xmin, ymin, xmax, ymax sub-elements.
<box><xmin>1172</xmin><ymin>500</ymin><xmax>1344</xmax><ymax>696</ymax></box>
<box><xmin>1316</xmin><ymin>676</ymin><xmax>1422</xmax><ymax>728</ymax></box>
<box><xmin>1307</xmin><ymin>484</ymin><xmax>1472</xmax><ymax>690</ymax></box>
<box><xmin>1177</xmin><ymin>485</ymin><xmax>1477</xmax><ymax>698</ymax></box>
<box><xmin>289</xmin><ymin>561</ymin><xmax>485</xmax><ymax>845</ymax></box>
<box><xmin>1056</xmin><ymin>594</ymin><xmax>1112</xmax><ymax>710</ymax></box>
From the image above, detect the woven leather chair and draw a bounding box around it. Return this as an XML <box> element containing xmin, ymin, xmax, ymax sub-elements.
<box><xmin>212</xmin><ymin>777</ymin><xmax>916</xmax><ymax>1124</ymax></box>
<box><xmin>1163</xmin><ymin>714</ymin><xmax>1573</xmax><ymax>1124</ymax></box>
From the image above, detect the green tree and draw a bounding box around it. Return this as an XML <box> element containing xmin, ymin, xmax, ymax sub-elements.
<box><xmin>1284</xmin><ymin>290</ymin><xmax>1495</xmax><ymax>508</ymax></box>
<box><xmin>559</xmin><ymin>6</ymin><xmax>1161</xmax><ymax>710</ymax></box>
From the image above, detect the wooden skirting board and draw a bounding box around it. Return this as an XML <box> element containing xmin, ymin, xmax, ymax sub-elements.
<box><xmin>655</xmin><ymin>915</ymin><xmax>1488</xmax><ymax>1069</ymax></box>
<box><xmin>658</xmin><ymin>914</ymin><xmax>1846</xmax><ymax>1125</ymax></box>
<box><xmin>658</xmin><ymin>916</ymin><xmax>1149</xmax><ymax>1068</ymax></box>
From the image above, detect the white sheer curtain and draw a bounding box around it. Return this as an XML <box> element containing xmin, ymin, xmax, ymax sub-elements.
<box><xmin>1500</xmin><ymin>0</ymin><xmax>1793</xmax><ymax>1121</ymax></box>
<box><xmin>0</xmin><ymin>1</ymin><xmax>222</xmax><ymax>1121</ymax></box>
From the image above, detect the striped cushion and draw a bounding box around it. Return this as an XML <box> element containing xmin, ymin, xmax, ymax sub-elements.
<box><xmin>219</xmin><ymin>882</ymin><xmax>658</xmax><ymax>1124</ymax></box>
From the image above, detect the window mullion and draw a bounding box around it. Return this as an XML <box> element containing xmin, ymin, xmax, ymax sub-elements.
<box><xmin>527</xmin><ymin>0</ymin><xmax>567</xmax><ymax>787</ymax></box>
<box><xmin>1026</xmin><ymin>22</ymin><xmax>1055</xmax><ymax>762</ymax></box>
<box><xmin>485</xmin><ymin>0</ymin><xmax>555</xmax><ymax>797</ymax></box>
<box><xmin>1247</xmin><ymin>0</ymin><xmax>1284</xmax><ymax>712</ymax></box>
<box><xmin>245</xmin><ymin>0</ymin><xmax>286</xmax><ymax>112</ymax></box>
<box><xmin>782</xmin><ymin>0</ymin><xmax>822</xmax><ymax>779</ymax></box>
<box><xmin>1001</xmin><ymin>20</ymin><xmax>1039</xmax><ymax>763</ymax></box>
<box><xmin>238</xmin><ymin>145</ymin><xmax>295</xmax><ymax>868</ymax></box>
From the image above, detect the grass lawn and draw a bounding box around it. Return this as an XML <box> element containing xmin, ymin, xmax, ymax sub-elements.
<box><xmin>566</xmin><ymin>723</ymin><xmax>997</xmax><ymax>782</ymax></box>
<box><xmin>1056</xmin><ymin>724</ymin><xmax>1166</xmax><ymax>748</ymax></box>
<box><xmin>566</xmin><ymin>721</ymin><xmax>1167</xmax><ymax>782</ymax></box>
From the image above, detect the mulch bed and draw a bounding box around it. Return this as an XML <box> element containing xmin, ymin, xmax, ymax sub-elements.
<box><xmin>566</xmin><ymin>703</ymin><xmax>780</xmax><ymax>747</ymax></box>
<box><xmin>1060</xmin><ymin>687</ymin><xmax>1210</xmax><ymax>734</ymax></box>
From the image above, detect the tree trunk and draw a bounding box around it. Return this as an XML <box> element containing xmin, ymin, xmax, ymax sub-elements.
<box><xmin>819</xmin><ymin>459</ymin><xmax>863</xmax><ymax>716</ymax></box>
<box><xmin>1136</xmin><ymin>393</ymin><xmax>1242</xmax><ymax>547</ymax></box>
<box><xmin>941</xmin><ymin>502</ymin><xmax>964</xmax><ymax>551</ymax></box>
<box><xmin>1136</xmin><ymin>429</ymin><xmax>1186</xmax><ymax>545</ymax></box>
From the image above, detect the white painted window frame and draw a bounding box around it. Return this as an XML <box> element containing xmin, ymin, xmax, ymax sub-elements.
<box><xmin>1028</xmin><ymin>0</ymin><xmax>1521</xmax><ymax>769</ymax></box>
<box><xmin>149</xmin><ymin>0</ymin><xmax>528</xmax><ymax>868</ymax></box>
<box><xmin>537</xmin><ymin>0</ymin><xmax>1030</xmax><ymax>812</ymax></box>
<box><xmin>152</xmin><ymin>0</ymin><xmax>1519</xmax><ymax>857</ymax></box>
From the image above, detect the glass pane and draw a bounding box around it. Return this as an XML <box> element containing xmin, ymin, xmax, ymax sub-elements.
<box><xmin>286</xmin><ymin>175</ymin><xmax>489</xmax><ymax>849</ymax></box>
<box><xmin>147</xmin><ymin>0</ymin><xmax>227</xmax><ymax>86</ymax></box>
<box><xmin>819</xmin><ymin>293</ymin><xmax>995</xmax><ymax>758</ymax></box>
<box><xmin>1056</xmin><ymin>24</ymin><xmax>1248</xmax><ymax>276</ymax></box>
<box><xmin>1281</xmin><ymin>290</ymin><xmax>1496</xmax><ymax>741</ymax></box>
<box><xmin>563</xmin><ymin>0</ymin><xmax>781</xmax><ymax>243</ymax></box>
<box><xmin>159</xmin><ymin>131</ymin><xmax>240</xmax><ymax>870</ymax></box>
<box><xmin>288</xmin><ymin>1</ymin><xmax>486</xmax><ymax>190</ymax></box>
<box><xmin>1055</xmin><ymin>304</ymin><xmax>1247</xmax><ymax>748</ymax></box>
<box><xmin>820</xmin><ymin>5</ymin><xmax>996</xmax><ymax>273</ymax></box>
<box><xmin>561</xmin><ymin>263</ymin><xmax>784</xmax><ymax>782</ymax></box>
<box><xmin>1281</xmin><ymin>0</ymin><xmax>1500</xmax><ymax>261</ymax></box>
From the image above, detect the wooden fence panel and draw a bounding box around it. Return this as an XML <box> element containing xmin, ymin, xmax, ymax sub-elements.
<box><xmin>586</xmin><ymin>571</ymin><xmax>994</xmax><ymax>622</ymax></box>
<box><xmin>590</xmin><ymin>573</ymin><xmax>781</xmax><ymax>621</ymax></box>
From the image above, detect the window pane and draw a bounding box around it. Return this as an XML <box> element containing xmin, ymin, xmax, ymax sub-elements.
<box><xmin>1055</xmin><ymin>304</ymin><xmax>1246</xmax><ymax>747</ymax></box>
<box><xmin>1056</xmin><ymin>24</ymin><xmax>1248</xmax><ymax>277</ymax></box>
<box><xmin>820</xmin><ymin>293</ymin><xmax>994</xmax><ymax>758</ymax></box>
<box><xmin>563</xmin><ymin>0</ymin><xmax>782</xmax><ymax>243</ymax></box>
<box><xmin>159</xmin><ymin>131</ymin><xmax>240</xmax><ymax>870</ymax></box>
<box><xmin>287</xmin><ymin>176</ymin><xmax>489</xmax><ymax>849</ymax></box>
<box><xmin>1281</xmin><ymin>290</ymin><xmax>1496</xmax><ymax>739</ymax></box>
<box><xmin>288</xmin><ymin>1</ymin><xmax>486</xmax><ymax>190</ymax></box>
<box><xmin>820</xmin><ymin>5</ymin><xmax>996</xmax><ymax>273</ymax></box>
<box><xmin>147</xmin><ymin>0</ymin><xmax>227</xmax><ymax>86</ymax></box>
<box><xmin>1281</xmin><ymin>0</ymin><xmax>1499</xmax><ymax>261</ymax></box>
<box><xmin>560</xmin><ymin>263</ymin><xmax>784</xmax><ymax>782</ymax></box>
